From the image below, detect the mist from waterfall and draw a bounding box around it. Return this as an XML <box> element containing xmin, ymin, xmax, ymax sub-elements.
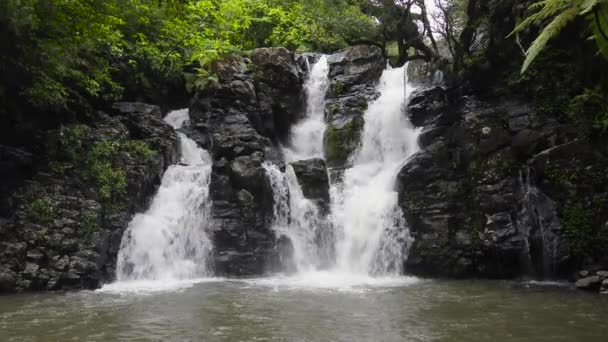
<box><xmin>114</xmin><ymin>109</ymin><xmax>214</xmax><ymax>284</ymax></box>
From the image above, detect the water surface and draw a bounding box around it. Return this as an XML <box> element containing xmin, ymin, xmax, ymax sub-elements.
<box><xmin>1</xmin><ymin>278</ymin><xmax>606</xmax><ymax>341</ymax></box>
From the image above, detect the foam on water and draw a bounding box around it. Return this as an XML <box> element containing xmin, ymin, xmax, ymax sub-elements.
<box><xmin>243</xmin><ymin>272</ymin><xmax>421</xmax><ymax>292</ymax></box>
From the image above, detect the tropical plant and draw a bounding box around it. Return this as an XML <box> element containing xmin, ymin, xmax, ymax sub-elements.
<box><xmin>510</xmin><ymin>0</ymin><xmax>608</xmax><ymax>74</ymax></box>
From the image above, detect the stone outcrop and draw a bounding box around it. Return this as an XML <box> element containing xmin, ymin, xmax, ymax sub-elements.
<box><xmin>323</xmin><ymin>45</ymin><xmax>384</xmax><ymax>169</ymax></box>
<box><xmin>397</xmin><ymin>86</ymin><xmax>608</xmax><ymax>280</ymax></box>
<box><xmin>289</xmin><ymin>159</ymin><xmax>331</xmax><ymax>215</ymax></box>
<box><xmin>189</xmin><ymin>48</ymin><xmax>306</xmax><ymax>276</ymax></box>
<box><xmin>0</xmin><ymin>103</ymin><xmax>179</xmax><ymax>292</ymax></box>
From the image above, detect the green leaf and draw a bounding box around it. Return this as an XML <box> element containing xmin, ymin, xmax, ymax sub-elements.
<box><xmin>521</xmin><ymin>6</ymin><xmax>579</xmax><ymax>73</ymax></box>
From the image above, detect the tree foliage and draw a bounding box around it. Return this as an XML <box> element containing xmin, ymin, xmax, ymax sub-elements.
<box><xmin>0</xmin><ymin>0</ymin><xmax>375</xmax><ymax>112</ymax></box>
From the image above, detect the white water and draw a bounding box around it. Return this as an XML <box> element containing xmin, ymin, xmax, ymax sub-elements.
<box><xmin>266</xmin><ymin>61</ymin><xmax>420</xmax><ymax>281</ymax></box>
<box><xmin>264</xmin><ymin>163</ymin><xmax>332</xmax><ymax>272</ymax></box>
<box><xmin>283</xmin><ymin>55</ymin><xmax>330</xmax><ymax>162</ymax></box>
<box><xmin>332</xmin><ymin>65</ymin><xmax>419</xmax><ymax>275</ymax></box>
<box><xmin>112</xmin><ymin>109</ymin><xmax>214</xmax><ymax>288</ymax></box>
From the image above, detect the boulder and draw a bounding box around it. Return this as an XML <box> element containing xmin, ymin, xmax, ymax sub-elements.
<box><xmin>408</xmin><ymin>86</ymin><xmax>450</xmax><ymax>127</ymax></box>
<box><xmin>289</xmin><ymin>159</ymin><xmax>331</xmax><ymax>215</ymax></box>
<box><xmin>252</xmin><ymin>47</ymin><xmax>300</xmax><ymax>89</ymax></box>
<box><xmin>575</xmin><ymin>276</ymin><xmax>602</xmax><ymax>291</ymax></box>
<box><xmin>110</xmin><ymin>102</ymin><xmax>162</xmax><ymax>118</ymax></box>
<box><xmin>327</xmin><ymin>45</ymin><xmax>385</xmax><ymax>92</ymax></box>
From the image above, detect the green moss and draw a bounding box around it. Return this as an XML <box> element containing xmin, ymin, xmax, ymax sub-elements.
<box><xmin>55</xmin><ymin>124</ymin><xmax>160</xmax><ymax>205</ymax></box>
<box><xmin>122</xmin><ymin>140</ymin><xmax>155</xmax><ymax>161</ymax></box>
<box><xmin>545</xmin><ymin>161</ymin><xmax>603</xmax><ymax>187</ymax></box>
<box><xmin>325</xmin><ymin>119</ymin><xmax>362</xmax><ymax>163</ymax></box>
<box><xmin>566</xmin><ymin>88</ymin><xmax>608</xmax><ymax>142</ymax></box>
<box><xmin>61</xmin><ymin>124</ymin><xmax>92</xmax><ymax>160</ymax></box>
<box><xmin>83</xmin><ymin>211</ymin><xmax>101</xmax><ymax>239</ymax></box>
<box><xmin>355</xmin><ymin>96</ymin><xmax>368</xmax><ymax>111</ymax></box>
<box><xmin>562</xmin><ymin>202</ymin><xmax>608</xmax><ymax>257</ymax></box>
<box><xmin>330</xmin><ymin>81</ymin><xmax>344</xmax><ymax>98</ymax></box>
<box><xmin>22</xmin><ymin>197</ymin><xmax>57</xmax><ymax>225</ymax></box>
<box><xmin>328</xmin><ymin>103</ymin><xmax>339</xmax><ymax>119</ymax></box>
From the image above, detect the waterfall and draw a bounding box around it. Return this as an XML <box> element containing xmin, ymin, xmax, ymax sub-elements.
<box><xmin>264</xmin><ymin>163</ymin><xmax>332</xmax><ymax>272</ymax></box>
<box><xmin>332</xmin><ymin>65</ymin><xmax>419</xmax><ymax>275</ymax></box>
<box><xmin>283</xmin><ymin>55</ymin><xmax>330</xmax><ymax>162</ymax></box>
<box><xmin>265</xmin><ymin>60</ymin><xmax>419</xmax><ymax>278</ymax></box>
<box><xmin>115</xmin><ymin>109</ymin><xmax>214</xmax><ymax>281</ymax></box>
<box><xmin>519</xmin><ymin>167</ymin><xmax>561</xmax><ymax>279</ymax></box>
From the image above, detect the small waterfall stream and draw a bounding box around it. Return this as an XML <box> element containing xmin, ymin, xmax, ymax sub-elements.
<box><xmin>284</xmin><ymin>55</ymin><xmax>330</xmax><ymax>162</ymax></box>
<box><xmin>265</xmin><ymin>60</ymin><xmax>420</xmax><ymax>280</ymax></box>
<box><xmin>332</xmin><ymin>65</ymin><xmax>419</xmax><ymax>275</ymax></box>
<box><xmin>115</xmin><ymin>109</ymin><xmax>214</xmax><ymax>282</ymax></box>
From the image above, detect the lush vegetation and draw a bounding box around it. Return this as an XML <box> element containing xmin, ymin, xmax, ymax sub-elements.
<box><xmin>0</xmin><ymin>0</ymin><xmax>373</xmax><ymax>112</ymax></box>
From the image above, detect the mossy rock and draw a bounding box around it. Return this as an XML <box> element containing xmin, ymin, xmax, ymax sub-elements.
<box><xmin>324</xmin><ymin>117</ymin><xmax>364</xmax><ymax>167</ymax></box>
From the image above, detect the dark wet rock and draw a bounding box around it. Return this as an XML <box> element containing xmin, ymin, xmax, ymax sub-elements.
<box><xmin>408</xmin><ymin>86</ymin><xmax>450</xmax><ymax>127</ymax></box>
<box><xmin>190</xmin><ymin>47</ymin><xmax>308</xmax><ymax>276</ymax></box>
<box><xmin>418</xmin><ymin>126</ymin><xmax>448</xmax><ymax>149</ymax></box>
<box><xmin>0</xmin><ymin>270</ymin><xmax>16</xmax><ymax>292</ymax></box>
<box><xmin>323</xmin><ymin>46</ymin><xmax>384</xmax><ymax>168</ymax></box>
<box><xmin>576</xmin><ymin>276</ymin><xmax>602</xmax><ymax>291</ymax></box>
<box><xmin>0</xmin><ymin>103</ymin><xmax>179</xmax><ymax>293</ymax></box>
<box><xmin>289</xmin><ymin>159</ymin><xmax>331</xmax><ymax>215</ymax></box>
<box><xmin>397</xmin><ymin>89</ymin><xmax>598</xmax><ymax>280</ymax></box>
<box><xmin>252</xmin><ymin>47</ymin><xmax>300</xmax><ymax>89</ymax></box>
<box><xmin>211</xmin><ymin>55</ymin><xmax>248</xmax><ymax>83</ymax></box>
<box><xmin>110</xmin><ymin>102</ymin><xmax>162</xmax><ymax>118</ymax></box>
<box><xmin>0</xmin><ymin>145</ymin><xmax>35</xmax><ymax>216</ymax></box>
<box><xmin>327</xmin><ymin>45</ymin><xmax>385</xmax><ymax>92</ymax></box>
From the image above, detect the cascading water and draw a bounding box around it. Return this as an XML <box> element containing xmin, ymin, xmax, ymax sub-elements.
<box><xmin>332</xmin><ymin>65</ymin><xmax>419</xmax><ymax>275</ymax></box>
<box><xmin>262</xmin><ymin>55</ymin><xmax>334</xmax><ymax>273</ymax></box>
<box><xmin>265</xmin><ymin>59</ymin><xmax>420</xmax><ymax>280</ymax></box>
<box><xmin>283</xmin><ymin>55</ymin><xmax>330</xmax><ymax>162</ymax></box>
<box><xmin>264</xmin><ymin>162</ymin><xmax>332</xmax><ymax>272</ymax></box>
<box><xmin>115</xmin><ymin>109</ymin><xmax>214</xmax><ymax>282</ymax></box>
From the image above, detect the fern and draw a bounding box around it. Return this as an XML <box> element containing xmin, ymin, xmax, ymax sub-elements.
<box><xmin>510</xmin><ymin>0</ymin><xmax>608</xmax><ymax>73</ymax></box>
<box><xmin>521</xmin><ymin>6</ymin><xmax>579</xmax><ymax>73</ymax></box>
<box><xmin>589</xmin><ymin>3</ymin><xmax>608</xmax><ymax>58</ymax></box>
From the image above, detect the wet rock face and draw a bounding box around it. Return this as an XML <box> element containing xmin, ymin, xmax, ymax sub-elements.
<box><xmin>324</xmin><ymin>45</ymin><xmax>384</xmax><ymax>169</ymax></box>
<box><xmin>289</xmin><ymin>159</ymin><xmax>331</xmax><ymax>215</ymax></box>
<box><xmin>397</xmin><ymin>86</ymin><xmax>606</xmax><ymax>279</ymax></box>
<box><xmin>190</xmin><ymin>48</ymin><xmax>307</xmax><ymax>276</ymax></box>
<box><xmin>0</xmin><ymin>103</ymin><xmax>179</xmax><ymax>292</ymax></box>
<box><xmin>327</xmin><ymin>45</ymin><xmax>385</xmax><ymax>92</ymax></box>
<box><xmin>0</xmin><ymin>145</ymin><xmax>35</xmax><ymax>216</ymax></box>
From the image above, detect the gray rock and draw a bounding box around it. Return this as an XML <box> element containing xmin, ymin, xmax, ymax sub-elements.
<box><xmin>575</xmin><ymin>276</ymin><xmax>602</xmax><ymax>290</ymax></box>
<box><xmin>111</xmin><ymin>102</ymin><xmax>162</xmax><ymax>118</ymax></box>
<box><xmin>408</xmin><ymin>87</ymin><xmax>450</xmax><ymax>127</ymax></box>
<box><xmin>0</xmin><ymin>270</ymin><xmax>16</xmax><ymax>292</ymax></box>
<box><xmin>289</xmin><ymin>159</ymin><xmax>331</xmax><ymax>215</ymax></box>
<box><xmin>596</xmin><ymin>270</ymin><xmax>608</xmax><ymax>279</ymax></box>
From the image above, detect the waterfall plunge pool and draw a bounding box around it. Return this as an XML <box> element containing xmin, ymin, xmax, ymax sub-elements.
<box><xmin>1</xmin><ymin>278</ymin><xmax>607</xmax><ymax>341</ymax></box>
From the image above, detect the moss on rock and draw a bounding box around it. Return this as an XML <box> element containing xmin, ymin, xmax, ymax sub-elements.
<box><xmin>324</xmin><ymin>118</ymin><xmax>363</xmax><ymax>166</ymax></box>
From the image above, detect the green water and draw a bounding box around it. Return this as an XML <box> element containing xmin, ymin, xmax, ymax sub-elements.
<box><xmin>1</xmin><ymin>278</ymin><xmax>606</xmax><ymax>341</ymax></box>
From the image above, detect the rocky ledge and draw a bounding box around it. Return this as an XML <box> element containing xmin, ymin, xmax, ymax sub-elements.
<box><xmin>0</xmin><ymin>103</ymin><xmax>179</xmax><ymax>292</ymax></box>
<box><xmin>397</xmin><ymin>85</ymin><xmax>608</xmax><ymax>289</ymax></box>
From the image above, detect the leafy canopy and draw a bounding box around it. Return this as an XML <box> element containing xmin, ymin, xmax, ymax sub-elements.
<box><xmin>0</xmin><ymin>0</ymin><xmax>372</xmax><ymax>110</ymax></box>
